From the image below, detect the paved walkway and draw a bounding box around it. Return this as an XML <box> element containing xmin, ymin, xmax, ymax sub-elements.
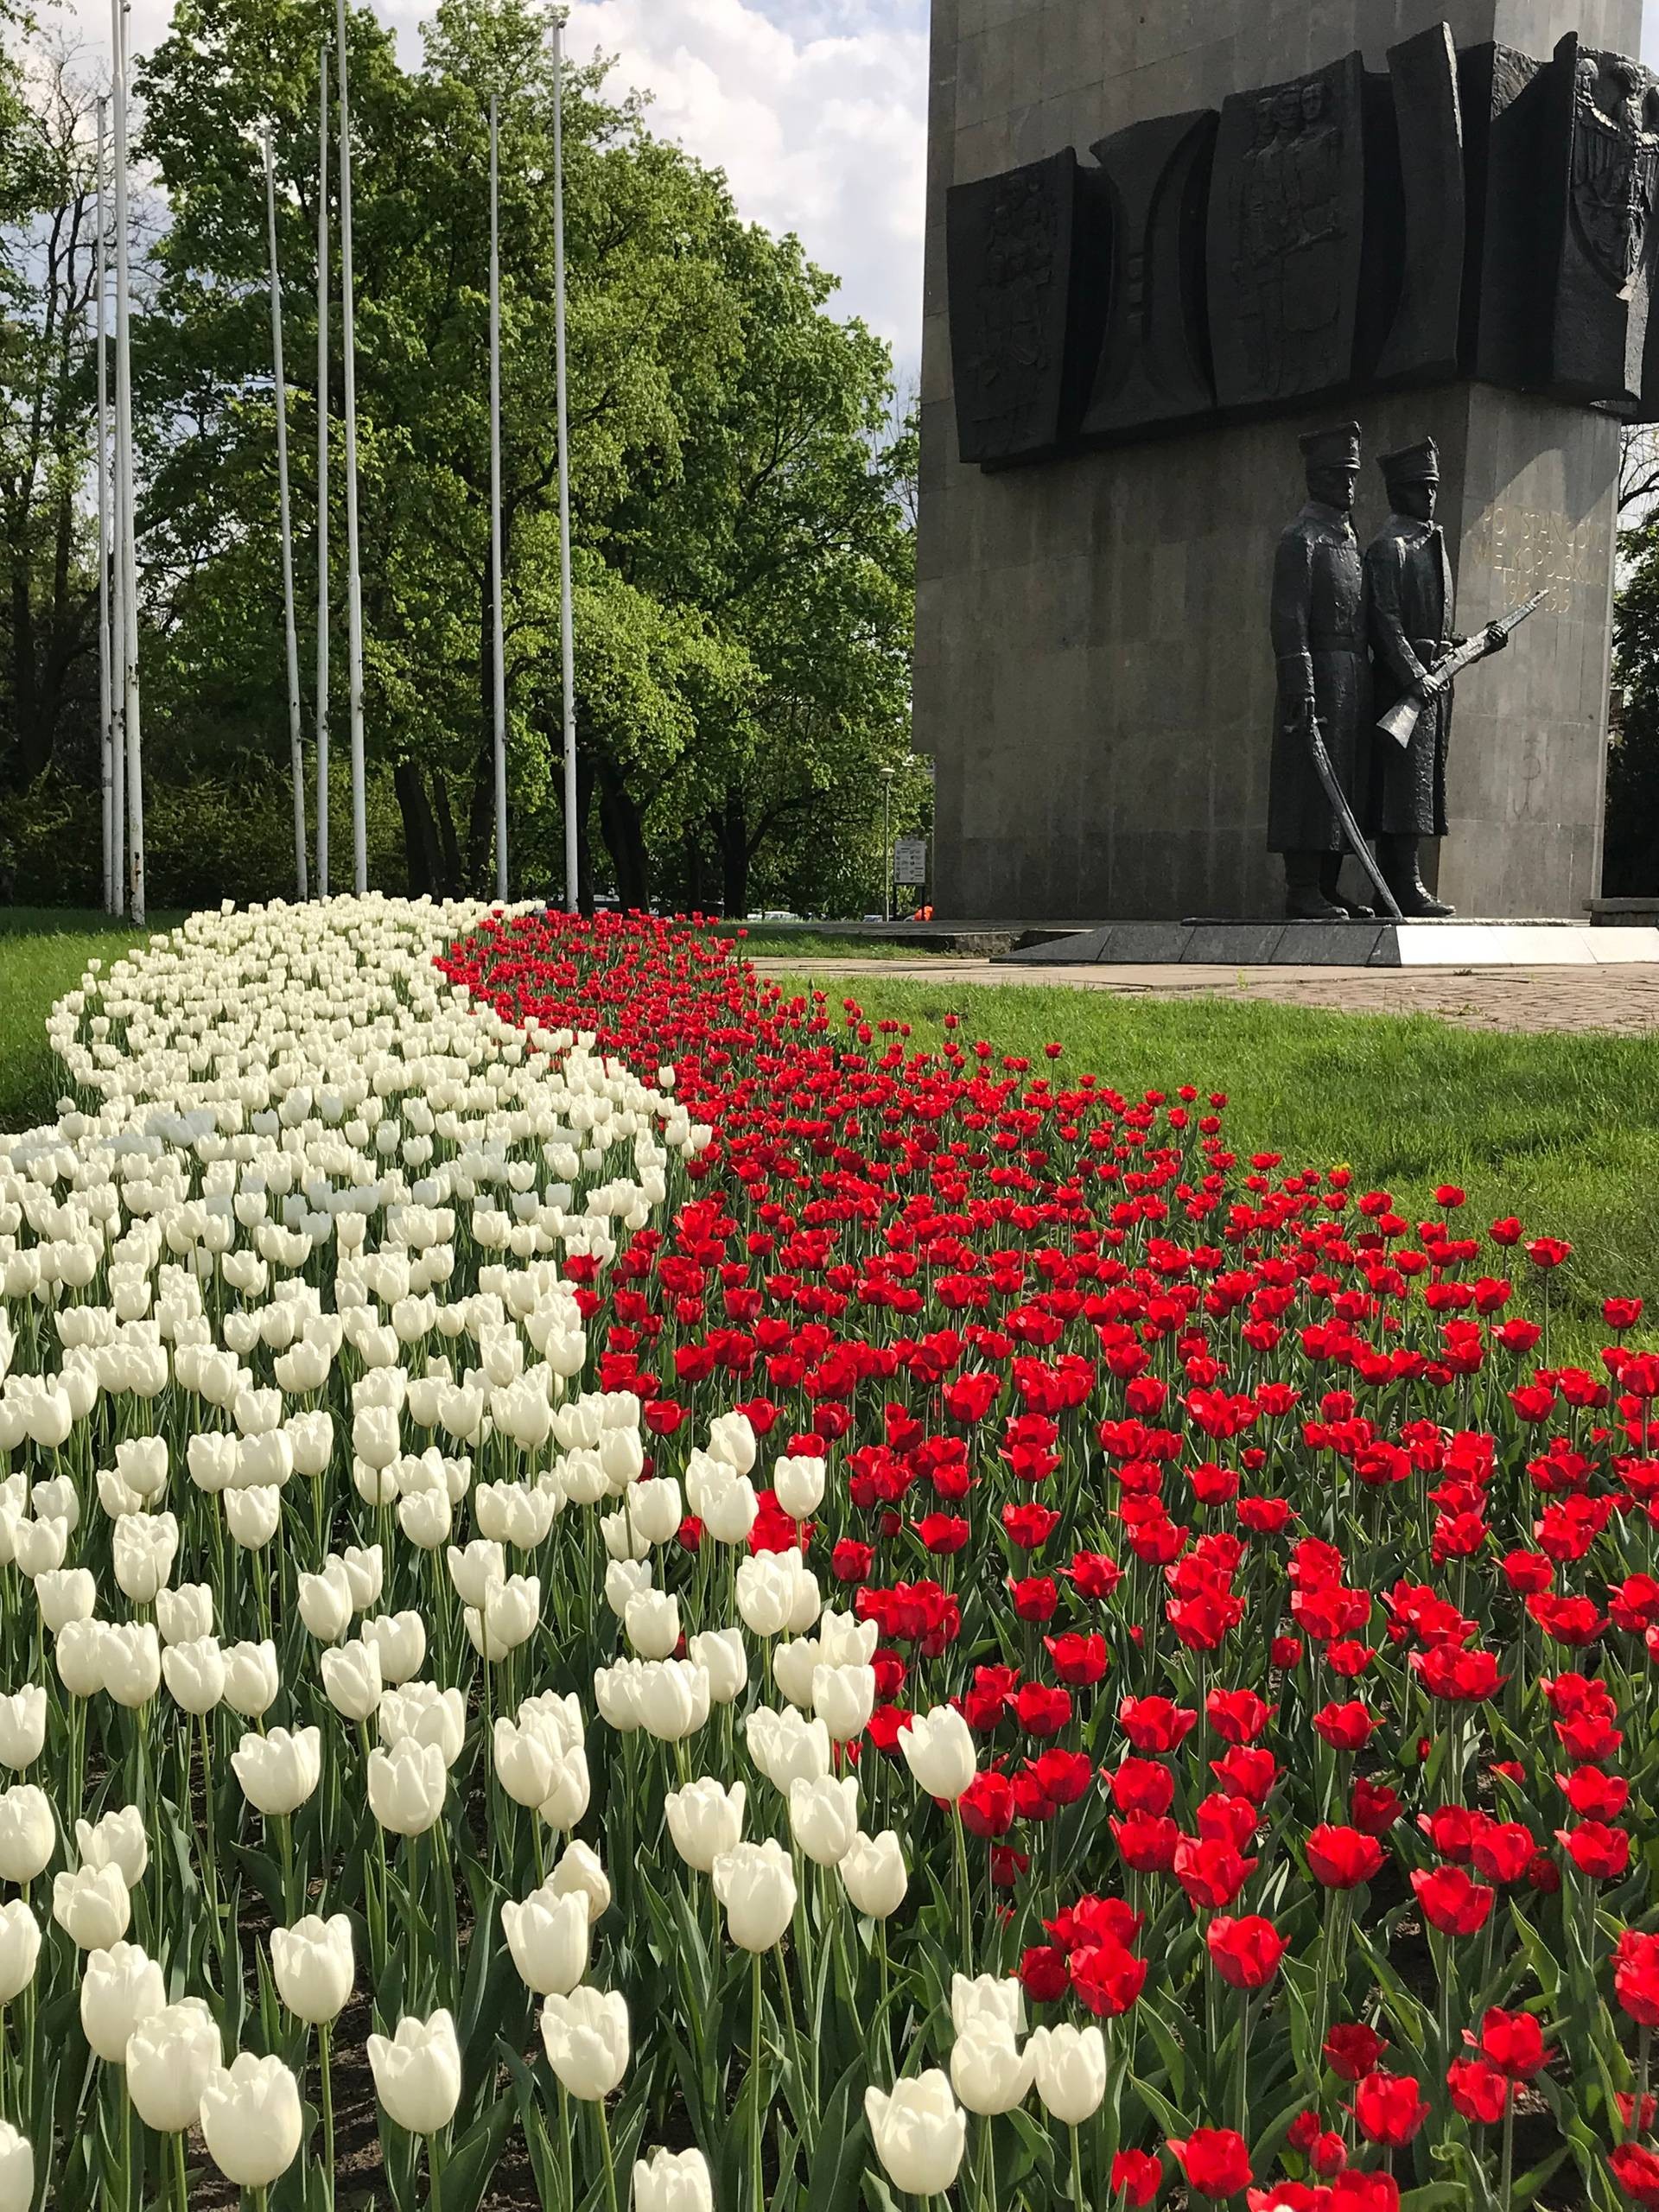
<box><xmin>754</xmin><ymin>957</ymin><xmax>1659</xmax><ymax>1035</ymax></box>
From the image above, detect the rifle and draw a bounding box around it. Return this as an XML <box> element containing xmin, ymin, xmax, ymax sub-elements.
<box><xmin>1376</xmin><ymin>589</ymin><xmax>1545</xmax><ymax>749</ymax></box>
<box><xmin>1297</xmin><ymin>698</ymin><xmax>1402</xmax><ymax>924</ymax></box>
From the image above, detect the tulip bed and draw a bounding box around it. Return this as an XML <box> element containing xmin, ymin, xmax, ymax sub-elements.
<box><xmin>0</xmin><ymin>899</ymin><xmax>1654</xmax><ymax>2212</ymax></box>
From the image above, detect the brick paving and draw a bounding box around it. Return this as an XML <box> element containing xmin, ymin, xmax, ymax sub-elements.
<box><xmin>753</xmin><ymin>958</ymin><xmax>1659</xmax><ymax>1035</ymax></box>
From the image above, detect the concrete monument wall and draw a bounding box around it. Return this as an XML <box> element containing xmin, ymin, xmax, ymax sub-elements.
<box><xmin>916</xmin><ymin>0</ymin><xmax>1643</xmax><ymax>921</ymax></box>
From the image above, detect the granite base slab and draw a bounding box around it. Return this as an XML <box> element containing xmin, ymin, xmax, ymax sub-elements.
<box><xmin>993</xmin><ymin>922</ymin><xmax>1659</xmax><ymax>969</ymax></box>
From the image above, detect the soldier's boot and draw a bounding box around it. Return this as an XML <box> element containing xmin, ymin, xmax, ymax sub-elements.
<box><xmin>1283</xmin><ymin>851</ymin><xmax>1345</xmax><ymax>922</ymax></box>
<box><xmin>1319</xmin><ymin>853</ymin><xmax>1375</xmax><ymax>921</ymax></box>
<box><xmin>1378</xmin><ymin>834</ymin><xmax>1454</xmax><ymax>918</ymax></box>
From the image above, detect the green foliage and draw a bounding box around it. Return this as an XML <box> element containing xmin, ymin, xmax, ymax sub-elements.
<box><xmin>0</xmin><ymin>757</ymin><xmax>402</xmax><ymax>911</ymax></box>
<box><xmin>111</xmin><ymin>0</ymin><xmax>917</xmax><ymax>912</ymax></box>
<box><xmin>1609</xmin><ymin>512</ymin><xmax>1659</xmax><ymax>894</ymax></box>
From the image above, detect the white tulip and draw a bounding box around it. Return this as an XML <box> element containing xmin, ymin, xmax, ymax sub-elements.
<box><xmin>75</xmin><ymin>1807</ymin><xmax>148</xmax><ymax>1886</ymax></box>
<box><xmin>0</xmin><ymin>1688</ymin><xmax>46</xmax><ymax>1771</ymax></box>
<box><xmin>839</xmin><ymin>1830</ymin><xmax>908</xmax><ymax>1919</ymax></box>
<box><xmin>222</xmin><ymin>1640</ymin><xmax>280</xmax><ymax>1718</ymax></box>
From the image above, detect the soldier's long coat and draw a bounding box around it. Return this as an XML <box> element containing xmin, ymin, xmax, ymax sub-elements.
<box><xmin>1267</xmin><ymin>499</ymin><xmax>1370</xmax><ymax>855</ymax></box>
<box><xmin>1363</xmin><ymin>512</ymin><xmax>1455</xmax><ymax>839</ymax></box>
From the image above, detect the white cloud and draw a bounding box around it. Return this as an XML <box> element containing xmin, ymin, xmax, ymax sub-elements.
<box><xmin>48</xmin><ymin>0</ymin><xmax>929</xmax><ymax>373</ymax></box>
<box><xmin>567</xmin><ymin>1</ymin><xmax>926</xmax><ymax>364</ymax></box>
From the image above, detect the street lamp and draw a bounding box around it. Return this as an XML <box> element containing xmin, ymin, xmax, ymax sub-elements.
<box><xmin>880</xmin><ymin>766</ymin><xmax>894</xmax><ymax>922</ymax></box>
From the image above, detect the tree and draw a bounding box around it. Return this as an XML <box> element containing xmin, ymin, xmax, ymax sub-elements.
<box><xmin>1609</xmin><ymin>493</ymin><xmax>1659</xmax><ymax>895</ymax></box>
<box><xmin>0</xmin><ymin>35</ymin><xmax>102</xmax><ymax>800</ymax></box>
<box><xmin>106</xmin><ymin>0</ymin><xmax>914</xmax><ymax>909</ymax></box>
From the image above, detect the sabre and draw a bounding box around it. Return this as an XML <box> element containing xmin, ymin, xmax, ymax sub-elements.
<box><xmin>1298</xmin><ymin>698</ymin><xmax>1402</xmax><ymax>923</ymax></box>
<box><xmin>1376</xmin><ymin>589</ymin><xmax>1545</xmax><ymax>749</ymax></box>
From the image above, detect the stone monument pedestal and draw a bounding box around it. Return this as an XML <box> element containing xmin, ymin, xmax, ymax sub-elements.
<box><xmin>993</xmin><ymin>918</ymin><xmax>1659</xmax><ymax>968</ymax></box>
<box><xmin>917</xmin><ymin>0</ymin><xmax>1643</xmax><ymax>925</ymax></box>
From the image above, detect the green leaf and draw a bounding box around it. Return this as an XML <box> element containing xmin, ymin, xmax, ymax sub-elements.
<box><xmin>805</xmin><ymin>2055</ymin><xmax>869</xmax><ymax>2212</ymax></box>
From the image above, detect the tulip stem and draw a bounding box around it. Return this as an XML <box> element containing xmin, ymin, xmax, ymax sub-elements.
<box><xmin>876</xmin><ymin>1918</ymin><xmax>893</xmax><ymax>2075</ymax></box>
<box><xmin>321</xmin><ymin>2020</ymin><xmax>335</xmax><ymax>2212</ymax></box>
<box><xmin>278</xmin><ymin>1809</ymin><xmax>296</xmax><ymax>1922</ymax></box>
<box><xmin>977</xmin><ymin>2113</ymin><xmax>997</xmax><ymax>2212</ymax></box>
<box><xmin>595</xmin><ymin>2099</ymin><xmax>620</xmax><ymax>2212</ymax></box>
<box><xmin>952</xmin><ymin>1807</ymin><xmax>974</xmax><ymax>1976</ymax></box>
<box><xmin>557</xmin><ymin>2083</ymin><xmax>575</xmax><ymax>2210</ymax></box>
<box><xmin>1236</xmin><ymin>1991</ymin><xmax>1251</xmax><ymax>2140</ymax></box>
<box><xmin>750</xmin><ymin>1949</ymin><xmax>766</xmax><ymax>2212</ymax></box>
<box><xmin>171</xmin><ymin>2130</ymin><xmax>188</xmax><ymax>2212</ymax></box>
<box><xmin>429</xmin><ymin>2121</ymin><xmax>446</xmax><ymax>2209</ymax></box>
<box><xmin>120</xmin><ymin>2075</ymin><xmax>133</xmax><ymax>2212</ymax></box>
<box><xmin>1069</xmin><ymin>2123</ymin><xmax>1085</xmax><ymax>2212</ymax></box>
<box><xmin>777</xmin><ymin>1944</ymin><xmax>817</xmax><ymax>2153</ymax></box>
<box><xmin>1499</xmin><ymin>2091</ymin><xmax>1515</xmax><ymax>2209</ymax></box>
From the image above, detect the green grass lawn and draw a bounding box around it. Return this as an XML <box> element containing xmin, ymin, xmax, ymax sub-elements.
<box><xmin>719</xmin><ymin>928</ymin><xmax>958</xmax><ymax>962</ymax></box>
<box><xmin>0</xmin><ymin>907</ymin><xmax>186</xmax><ymax>1132</ymax></box>
<box><xmin>767</xmin><ymin>970</ymin><xmax>1659</xmax><ymax>1332</ymax></box>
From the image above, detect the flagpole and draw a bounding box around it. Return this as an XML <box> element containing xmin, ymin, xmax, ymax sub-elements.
<box><xmin>112</xmin><ymin>0</ymin><xmax>143</xmax><ymax>927</ymax></box>
<box><xmin>334</xmin><ymin>0</ymin><xmax>366</xmax><ymax>894</ymax></box>
<box><xmin>489</xmin><ymin>92</ymin><xmax>507</xmax><ymax>902</ymax></box>
<box><xmin>552</xmin><ymin>15</ymin><xmax>577</xmax><ymax>913</ymax></box>
<box><xmin>95</xmin><ymin>96</ymin><xmax>114</xmax><ymax>915</ymax></box>
<box><xmin>316</xmin><ymin>41</ymin><xmax>330</xmax><ymax>897</ymax></box>
<box><xmin>265</xmin><ymin>128</ymin><xmax>308</xmax><ymax>901</ymax></box>
<box><xmin>106</xmin><ymin>95</ymin><xmax>126</xmax><ymax>917</ymax></box>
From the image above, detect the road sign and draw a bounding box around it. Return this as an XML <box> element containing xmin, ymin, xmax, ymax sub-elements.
<box><xmin>893</xmin><ymin>837</ymin><xmax>928</xmax><ymax>885</ymax></box>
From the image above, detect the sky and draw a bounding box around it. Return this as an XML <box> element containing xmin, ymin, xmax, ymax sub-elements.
<box><xmin>46</xmin><ymin>0</ymin><xmax>1659</xmax><ymax>392</ymax></box>
<box><xmin>52</xmin><ymin>0</ymin><xmax>931</xmax><ymax>378</ymax></box>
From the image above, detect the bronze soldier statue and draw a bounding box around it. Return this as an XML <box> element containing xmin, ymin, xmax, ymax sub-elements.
<box><xmin>1268</xmin><ymin>422</ymin><xmax>1373</xmax><ymax>921</ymax></box>
<box><xmin>1363</xmin><ymin>436</ymin><xmax>1506</xmax><ymax>917</ymax></box>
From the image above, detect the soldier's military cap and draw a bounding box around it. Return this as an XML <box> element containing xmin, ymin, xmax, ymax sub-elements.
<box><xmin>1299</xmin><ymin>423</ymin><xmax>1362</xmax><ymax>468</ymax></box>
<box><xmin>1378</xmin><ymin>435</ymin><xmax>1440</xmax><ymax>486</ymax></box>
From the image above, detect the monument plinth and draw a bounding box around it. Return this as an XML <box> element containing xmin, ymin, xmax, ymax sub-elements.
<box><xmin>916</xmin><ymin>0</ymin><xmax>1646</xmax><ymax>925</ymax></box>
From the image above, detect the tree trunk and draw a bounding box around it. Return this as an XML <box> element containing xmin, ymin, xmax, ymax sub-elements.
<box><xmin>430</xmin><ymin>769</ymin><xmax>464</xmax><ymax>895</ymax></box>
<box><xmin>720</xmin><ymin>790</ymin><xmax>749</xmax><ymax>918</ymax></box>
<box><xmin>684</xmin><ymin>827</ymin><xmax>707</xmax><ymax>914</ymax></box>
<box><xmin>393</xmin><ymin>758</ymin><xmax>440</xmax><ymax>895</ymax></box>
<box><xmin>575</xmin><ymin>748</ymin><xmax>595</xmax><ymax>915</ymax></box>
<box><xmin>595</xmin><ymin>753</ymin><xmax>650</xmax><ymax>911</ymax></box>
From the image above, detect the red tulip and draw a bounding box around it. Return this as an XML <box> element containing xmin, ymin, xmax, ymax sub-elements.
<box><xmin>1313</xmin><ymin>1700</ymin><xmax>1375</xmax><ymax>1752</ymax></box>
<box><xmin>1556</xmin><ymin>1821</ymin><xmax>1631</xmax><ymax>1878</ymax></box>
<box><xmin>1305</xmin><ymin>1825</ymin><xmax>1384</xmax><ymax>1889</ymax></box>
<box><xmin>1323</xmin><ymin>2021</ymin><xmax>1388</xmax><ymax>2080</ymax></box>
<box><xmin>1205</xmin><ymin>1688</ymin><xmax>1274</xmax><ymax>1745</ymax></box>
<box><xmin>1173</xmin><ymin>1836</ymin><xmax>1256</xmax><ymax>1910</ymax></box>
<box><xmin>1617</xmin><ymin>1932</ymin><xmax>1659</xmax><ymax>2025</ymax></box>
<box><xmin>1111</xmin><ymin>1812</ymin><xmax>1180</xmax><ymax>1872</ymax></box>
<box><xmin>1167</xmin><ymin>2127</ymin><xmax>1252</xmax><ymax>2201</ymax></box>
<box><xmin>1350</xmin><ymin>2068</ymin><xmax>1429</xmax><ymax>2146</ymax></box>
<box><xmin>1446</xmin><ymin>2056</ymin><xmax>1508</xmax><ymax>2124</ymax></box>
<box><xmin>1044</xmin><ymin>1631</ymin><xmax>1108</xmax><ymax>1686</ymax></box>
<box><xmin>1071</xmin><ymin>1937</ymin><xmax>1148</xmax><ymax>2017</ymax></box>
<box><xmin>1119</xmin><ymin>1696</ymin><xmax>1197</xmax><ymax>1753</ymax></box>
<box><xmin>1611</xmin><ymin>2143</ymin><xmax>1659</xmax><ymax>2209</ymax></box>
<box><xmin>1411</xmin><ymin>1865</ymin><xmax>1495</xmax><ymax>1936</ymax></box>
<box><xmin>1018</xmin><ymin>1944</ymin><xmax>1069</xmax><ymax>2003</ymax></box>
<box><xmin>1471</xmin><ymin>2005</ymin><xmax>1546</xmax><ymax>2080</ymax></box>
<box><xmin>1109</xmin><ymin>1758</ymin><xmax>1175</xmax><ymax>1818</ymax></box>
<box><xmin>1109</xmin><ymin>2147</ymin><xmax>1163</xmax><ymax>2207</ymax></box>
<box><xmin>1205</xmin><ymin>1915</ymin><xmax>1288</xmax><ymax>1990</ymax></box>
